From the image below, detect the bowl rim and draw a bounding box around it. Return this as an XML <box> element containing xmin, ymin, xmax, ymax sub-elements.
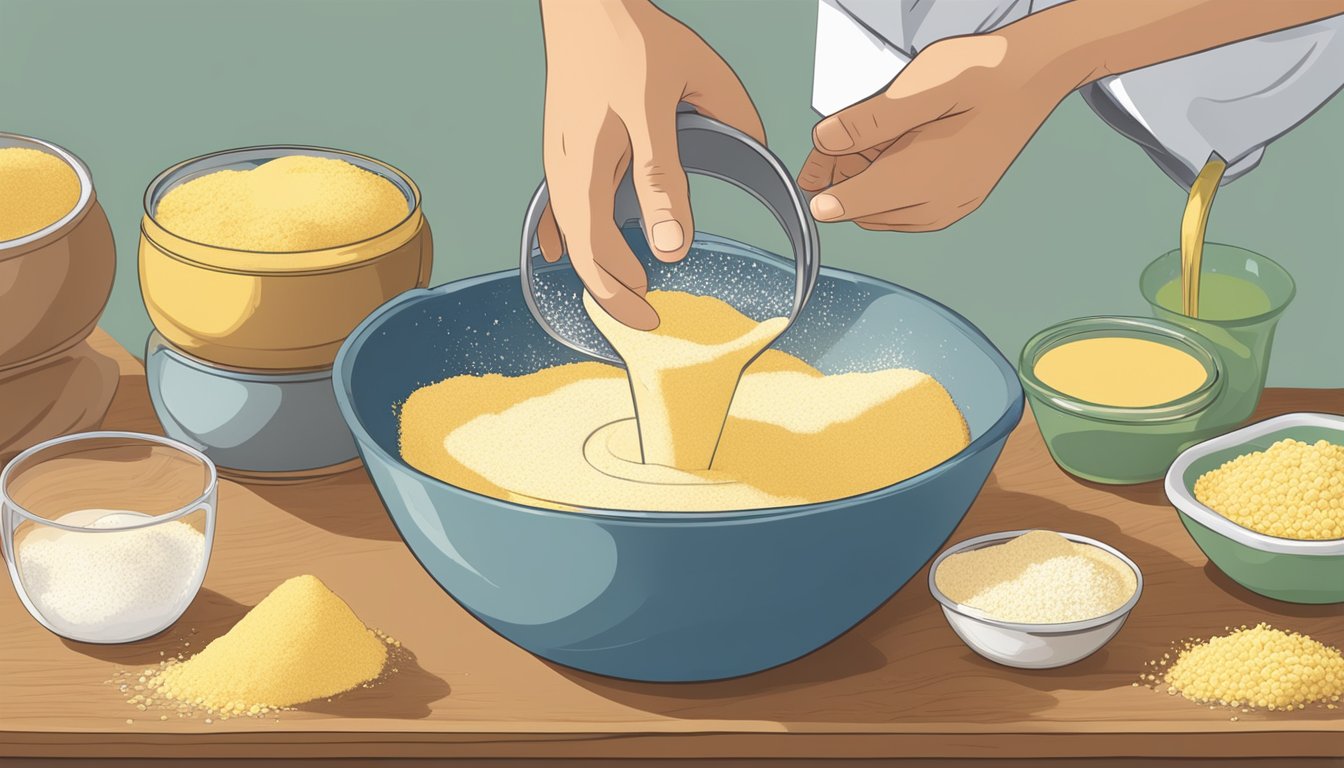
<box><xmin>140</xmin><ymin>143</ymin><xmax>422</xmax><ymax>262</ymax></box>
<box><xmin>146</xmin><ymin>330</ymin><xmax>335</xmax><ymax>383</ymax></box>
<box><xmin>1165</xmin><ymin>412</ymin><xmax>1344</xmax><ymax>555</ymax></box>
<box><xmin>0</xmin><ymin>132</ymin><xmax>95</xmax><ymax>254</ymax></box>
<box><xmin>927</xmin><ymin>529</ymin><xmax>1144</xmax><ymax>634</ymax></box>
<box><xmin>334</xmin><ymin>260</ymin><xmax>1025</xmax><ymax>523</ymax></box>
<box><xmin>1140</xmin><ymin>243</ymin><xmax>1297</xmax><ymax>328</ymax></box>
<box><xmin>0</xmin><ymin>431</ymin><xmax>218</xmax><ymax>533</ymax></box>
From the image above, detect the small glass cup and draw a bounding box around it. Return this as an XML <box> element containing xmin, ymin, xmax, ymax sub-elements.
<box><xmin>1140</xmin><ymin>244</ymin><xmax>1295</xmax><ymax>428</ymax></box>
<box><xmin>1</xmin><ymin>432</ymin><xmax>216</xmax><ymax>643</ymax></box>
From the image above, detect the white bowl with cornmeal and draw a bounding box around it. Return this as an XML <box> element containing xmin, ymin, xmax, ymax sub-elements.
<box><xmin>928</xmin><ymin>530</ymin><xmax>1143</xmax><ymax>669</ymax></box>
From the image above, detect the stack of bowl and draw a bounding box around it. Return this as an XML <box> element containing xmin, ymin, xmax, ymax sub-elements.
<box><xmin>0</xmin><ymin>132</ymin><xmax>119</xmax><ymax>464</ymax></box>
<box><xmin>139</xmin><ymin>145</ymin><xmax>432</xmax><ymax>481</ymax></box>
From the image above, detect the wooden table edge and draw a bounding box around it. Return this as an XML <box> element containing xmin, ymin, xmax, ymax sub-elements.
<box><xmin>1</xmin><ymin>728</ymin><xmax>1343</xmax><ymax>760</ymax></box>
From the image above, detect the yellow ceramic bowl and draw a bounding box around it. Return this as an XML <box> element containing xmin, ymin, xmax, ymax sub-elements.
<box><xmin>0</xmin><ymin>133</ymin><xmax>116</xmax><ymax>372</ymax></box>
<box><xmin>139</xmin><ymin>145</ymin><xmax>433</xmax><ymax>371</ymax></box>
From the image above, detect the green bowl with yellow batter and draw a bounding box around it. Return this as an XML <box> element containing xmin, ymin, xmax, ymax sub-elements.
<box><xmin>1019</xmin><ymin>316</ymin><xmax>1228</xmax><ymax>485</ymax></box>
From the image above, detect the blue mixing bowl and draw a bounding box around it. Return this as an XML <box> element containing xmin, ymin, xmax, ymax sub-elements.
<box><xmin>333</xmin><ymin>231</ymin><xmax>1023</xmax><ymax>682</ymax></box>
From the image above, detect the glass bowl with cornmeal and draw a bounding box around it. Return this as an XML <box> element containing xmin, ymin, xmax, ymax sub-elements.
<box><xmin>334</xmin><ymin>224</ymin><xmax>1025</xmax><ymax>682</ymax></box>
<box><xmin>1</xmin><ymin>432</ymin><xmax>217</xmax><ymax>643</ymax></box>
<box><xmin>0</xmin><ymin>132</ymin><xmax>116</xmax><ymax>372</ymax></box>
<box><xmin>1166</xmin><ymin>412</ymin><xmax>1344</xmax><ymax>604</ymax></box>
<box><xmin>1020</xmin><ymin>316</ymin><xmax>1231</xmax><ymax>485</ymax></box>
<box><xmin>929</xmin><ymin>530</ymin><xmax>1142</xmax><ymax>669</ymax></box>
<box><xmin>139</xmin><ymin>145</ymin><xmax>433</xmax><ymax>371</ymax></box>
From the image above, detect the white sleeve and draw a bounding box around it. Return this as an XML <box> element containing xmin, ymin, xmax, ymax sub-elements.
<box><xmin>811</xmin><ymin>0</ymin><xmax>1032</xmax><ymax>116</ymax></box>
<box><xmin>1077</xmin><ymin>18</ymin><xmax>1344</xmax><ymax>188</ymax></box>
<box><xmin>811</xmin><ymin>0</ymin><xmax>909</xmax><ymax>117</ymax></box>
<box><xmin>811</xmin><ymin>0</ymin><xmax>1344</xmax><ymax>188</ymax></box>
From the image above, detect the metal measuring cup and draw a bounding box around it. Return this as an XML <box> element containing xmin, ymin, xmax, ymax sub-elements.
<box><xmin>519</xmin><ymin>107</ymin><xmax>820</xmax><ymax>366</ymax></box>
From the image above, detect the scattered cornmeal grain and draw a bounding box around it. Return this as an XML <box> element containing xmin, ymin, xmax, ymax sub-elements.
<box><xmin>1161</xmin><ymin>623</ymin><xmax>1344</xmax><ymax>710</ymax></box>
<box><xmin>1194</xmin><ymin>438</ymin><xmax>1344</xmax><ymax>540</ymax></box>
<box><xmin>149</xmin><ymin>575</ymin><xmax>387</xmax><ymax>717</ymax></box>
<box><xmin>0</xmin><ymin>147</ymin><xmax>79</xmax><ymax>241</ymax></box>
<box><xmin>155</xmin><ymin>155</ymin><xmax>407</xmax><ymax>251</ymax></box>
<box><xmin>935</xmin><ymin>530</ymin><xmax>1136</xmax><ymax>623</ymax></box>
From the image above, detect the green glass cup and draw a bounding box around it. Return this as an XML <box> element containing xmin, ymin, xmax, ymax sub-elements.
<box><xmin>1140</xmin><ymin>244</ymin><xmax>1295</xmax><ymax>428</ymax></box>
<box><xmin>1019</xmin><ymin>317</ymin><xmax>1227</xmax><ymax>485</ymax></box>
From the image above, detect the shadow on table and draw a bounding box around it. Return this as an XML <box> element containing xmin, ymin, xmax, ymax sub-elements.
<box><xmin>300</xmin><ymin>644</ymin><xmax>451</xmax><ymax>720</ymax></box>
<box><xmin>549</xmin><ymin>482</ymin><xmax>1131</xmax><ymax>724</ymax></box>
<box><xmin>105</xmin><ymin>370</ymin><xmax>157</xmax><ymax>430</ymax></box>
<box><xmin>1202</xmin><ymin>562</ymin><xmax>1343</xmax><ymax>620</ymax></box>
<box><xmin>60</xmin><ymin>588</ymin><xmax>248</xmax><ymax>664</ymax></box>
<box><xmin>1073</xmin><ymin>477</ymin><xmax>1170</xmax><ymax>507</ymax></box>
<box><xmin>238</xmin><ymin>470</ymin><xmax>403</xmax><ymax>542</ymax></box>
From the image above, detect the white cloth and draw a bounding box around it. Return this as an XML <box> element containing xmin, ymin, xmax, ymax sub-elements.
<box><xmin>811</xmin><ymin>0</ymin><xmax>1344</xmax><ymax>188</ymax></box>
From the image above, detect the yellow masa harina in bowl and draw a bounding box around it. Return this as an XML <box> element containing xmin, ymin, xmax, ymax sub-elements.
<box><xmin>399</xmin><ymin>290</ymin><xmax>971</xmax><ymax>513</ymax></box>
<box><xmin>1195</xmin><ymin>438</ymin><xmax>1344</xmax><ymax>540</ymax></box>
<box><xmin>1032</xmin><ymin>336</ymin><xmax>1207</xmax><ymax>408</ymax></box>
<box><xmin>155</xmin><ymin>155</ymin><xmax>407</xmax><ymax>252</ymax></box>
<box><xmin>934</xmin><ymin>530</ymin><xmax>1137</xmax><ymax>623</ymax></box>
<box><xmin>0</xmin><ymin>147</ymin><xmax>80</xmax><ymax>241</ymax></box>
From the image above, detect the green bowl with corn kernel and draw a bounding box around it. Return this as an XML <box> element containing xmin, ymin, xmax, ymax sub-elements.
<box><xmin>1165</xmin><ymin>412</ymin><xmax>1344</xmax><ymax>604</ymax></box>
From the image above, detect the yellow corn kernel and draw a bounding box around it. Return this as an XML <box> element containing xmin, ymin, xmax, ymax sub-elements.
<box><xmin>1195</xmin><ymin>439</ymin><xmax>1344</xmax><ymax>540</ymax></box>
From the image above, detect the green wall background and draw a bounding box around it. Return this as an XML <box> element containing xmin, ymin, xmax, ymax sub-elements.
<box><xmin>3</xmin><ymin>0</ymin><xmax>1341</xmax><ymax>386</ymax></box>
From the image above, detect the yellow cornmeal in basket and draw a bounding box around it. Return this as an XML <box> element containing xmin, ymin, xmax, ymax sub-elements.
<box><xmin>399</xmin><ymin>290</ymin><xmax>970</xmax><ymax>512</ymax></box>
<box><xmin>0</xmin><ymin>147</ymin><xmax>80</xmax><ymax>241</ymax></box>
<box><xmin>1154</xmin><ymin>623</ymin><xmax>1344</xmax><ymax>711</ymax></box>
<box><xmin>155</xmin><ymin>155</ymin><xmax>407</xmax><ymax>251</ymax></box>
<box><xmin>935</xmin><ymin>530</ymin><xmax>1136</xmax><ymax>623</ymax></box>
<box><xmin>1195</xmin><ymin>438</ymin><xmax>1344</xmax><ymax>540</ymax></box>
<box><xmin>149</xmin><ymin>575</ymin><xmax>389</xmax><ymax>717</ymax></box>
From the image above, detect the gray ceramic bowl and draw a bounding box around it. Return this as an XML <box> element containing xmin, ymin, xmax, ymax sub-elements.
<box><xmin>334</xmin><ymin>227</ymin><xmax>1024</xmax><ymax>681</ymax></box>
<box><xmin>145</xmin><ymin>332</ymin><xmax>359</xmax><ymax>480</ymax></box>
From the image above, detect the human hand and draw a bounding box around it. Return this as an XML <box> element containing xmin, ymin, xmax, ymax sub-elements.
<box><xmin>798</xmin><ymin>33</ymin><xmax>1075</xmax><ymax>232</ymax></box>
<box><xmin>538</xmin><ymin>0</ymin><xmax>764</xmax><ymax>329</ymax></box>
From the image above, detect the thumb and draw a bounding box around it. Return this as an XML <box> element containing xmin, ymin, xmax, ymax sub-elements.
<box><xmin>627</xmin><ymin>112</ymin><xmax>693</xmax><ymax>263</ymax></box>
<box><xmin>812</xmin><ymin>86</ymin><xmax>939</xmax><ymax>155</ymax></box>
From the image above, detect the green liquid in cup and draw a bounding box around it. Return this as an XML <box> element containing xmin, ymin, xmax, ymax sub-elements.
<box><xmin>1155</xmin><ymin>274</ymin><xmax>1272</xmax><ymax>321</ymax></box>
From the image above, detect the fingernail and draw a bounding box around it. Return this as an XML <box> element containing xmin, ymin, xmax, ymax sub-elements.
<box><xmin>811</xmin><ymin>193</ymin><xmax>844</xmax><ymax>220</ymax></box>
<box><xmin>650</xmin><ymin>220</ymin><xmax>684</xmax><ymax>253</ymax></box>
<box><xmin>814</xmin><ymin>118</ymin><xmax>853</xmax><ymax>152</ymax></box>
<box><xmin>629</xmin><ymin>303</ymin><xmax>660</xmax><ymax>331</ymax></box>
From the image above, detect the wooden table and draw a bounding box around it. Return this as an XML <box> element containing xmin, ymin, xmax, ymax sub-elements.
<box><xmin>1</xmin><ymin>329</ymin><xmax>1340</xmax><ymax>766</ymax></box>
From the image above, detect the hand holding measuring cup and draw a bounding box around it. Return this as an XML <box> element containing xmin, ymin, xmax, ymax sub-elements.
<box><xmin>537</xmin><ymin>0</ymin><xmax>765</xmax><ymax>330</ymax></box>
